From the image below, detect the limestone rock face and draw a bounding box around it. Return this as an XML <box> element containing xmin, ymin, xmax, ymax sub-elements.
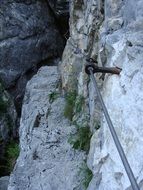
<box><xmin>8</xmin><ymin>66</ymin><xmax>85</xmax><ymax>190</ymax></box>
<box><xmin>88</xmin><ymin>1</ymin><xmax>143</xmax><ymax>189</ymax></box>
<box><xmin>61</xmin><ymin>0</ymin><xmax>143</xmax><ymax>189</ymax></box>
<box><xmin>0</xmin><ymin>0</ymin><xmax>64</xmax><ymax>104</ymax></box>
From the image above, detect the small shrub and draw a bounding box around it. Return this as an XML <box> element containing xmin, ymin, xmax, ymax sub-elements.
<box><xmin>68</xmin><ymin>125</ymin><xmax>92</xmax><ymax>153</ymax></box>
<box><xmin>64</xmin><ymin>90</ymin><xmax>77</xmax><ymax>120</ymax></box>
<box><xmin>48</xmin><ymin>92</ymin><xmax>60</xmax><ymax>103</ymax></box>
<box><xmin>79</xmin><ymin>161</ymin><xmax>93</xmax><ymax>189</ymax></box>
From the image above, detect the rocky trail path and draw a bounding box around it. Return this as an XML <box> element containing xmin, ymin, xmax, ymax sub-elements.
<box><xmin>8</xmin><ymin>66</ymin><xmax>85</xmax><ymax>190</ymax></box>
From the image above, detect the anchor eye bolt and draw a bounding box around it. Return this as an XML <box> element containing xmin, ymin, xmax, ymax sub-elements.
<box><xmin>85</xmin><ymin>61</ymin><xmax>121</xmax><ymax>75</ymax></box>
<box><xmin>85</xmin><ymin>63</ymin><xmax>97</xmax><ymax>75</ymax></box>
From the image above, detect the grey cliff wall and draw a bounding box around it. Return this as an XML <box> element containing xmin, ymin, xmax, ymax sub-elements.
<box><xmin>61</xmin><ymin>0</ymin><xmax>143</xmax><ymax>189</ymax></box>
<box><xmin>5</xmin><ymin>0</ymin><xmax>143</xmax><ymax>190</ymax></box>
<box><xmin>88</xmin><ymin>1</ymin><xmax>143</xmax><ymax>189</ymax></box>
<box><xmin>0</xmin><ymin>0</ymin><xmax>64</xmax><ymax>112</ymax></box>
<box><xmin>0</xmin><ymin>0</ymin><xmax>67</xmax><ymax>179</ymax></box>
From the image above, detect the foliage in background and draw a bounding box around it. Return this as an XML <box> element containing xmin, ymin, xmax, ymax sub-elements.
<box><xmin>0</xmin><ymin>80</ymin><xmax>18</xmax><ymax>176</ymax></box>
<box><xmin>64</xmin><ymin>90</ymin><xmax>77</xmax><ymax>120</ymax></box>
<box><xmin>0</xmin><ymin>97</ymin><xmax>8</xmax><ymax>115</ymax></box>
<box><xmin>79</xmin><ymin>161</ymin><xmax>93</xmax><ymax>189</ymax></box>
<box><xmin>0</xmin><ymin>141</ymin><xmax>19</xmax><ymax>176</ymax></box>
<box><xmin>5</xmin><ymin>141</ymin><xmax>19</xmax><ymax>173</ymax></box>
<box><xmin>68</xmin><ymin>124</ymin><xmax>92</xmax><ymax>153</ymax></box>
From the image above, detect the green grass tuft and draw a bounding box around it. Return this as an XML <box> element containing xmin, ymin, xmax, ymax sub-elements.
<box><xmin>0</xmin><ymin>140</ymin><xmax>20</xmax><ymax>176</ymax></box>
<box><xmin>79</xmin><ymin>161</ymin><xmax>93</xmax><ymax>189</ymax></box>
<box><xmin>64</xmin><ymin>91</ymin><xmax>77</xmax><ymax>121</ymax></box>
<box><xmin>75</xmin><ymin>95</ymin><xmax>85</xmax><ymax>113</ymax></box>
<box><xmin>68</xmin><ymin>125</ymin><xmax>92</xmax><ymax>153</ymax></box>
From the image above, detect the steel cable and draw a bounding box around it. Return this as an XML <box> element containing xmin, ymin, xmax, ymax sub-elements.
<box><xmin>88</xmin><ymin>67</ymin><xmax>140</xmax><ymax>190</ymax></box>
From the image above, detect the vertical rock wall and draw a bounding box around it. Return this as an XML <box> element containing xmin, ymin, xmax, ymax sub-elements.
<box><xmin>5</xmin><ymin>0</ymin><xmax>143</xmax><ymax>189</ymax></box>
<box><xmin>0</xmin><ymin>0</ymin><xmax>64</xmax><ymax>112</ymax></box>
<box><xmin>0</xmin><ymin>0</ymin><xmax>66</xmax><ymax>179</ymax></box>
<box><xmin>61</xmin><ymin>0</ymin><xmax>143</xmax><ymax>189</ymax></box>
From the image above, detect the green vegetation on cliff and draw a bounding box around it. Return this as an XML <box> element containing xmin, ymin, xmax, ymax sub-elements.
<box><xmin>79</xmin><ymin>161</ymin><xmax>93</xmax><ymax>189</ymax></box>
<box><xmin>0</xmin><ymin>80</ymin><xmax>18</xmax><ymax>177</ymax></box>
<box><xmin>64</xmin><ymin>90</ymin><xmax>77</xmax><ymax>120</ymax></box>
<box><xmin>68</xmin><ymin>124</ymin><xmax>92</xmax><ymax>153</ymax></box>
<box><xmin>0</xmin><ymin>141</ymin><xmax>19</xmax><ymax>176</ymax></box>
<box><xmin>6</xmin><ymin>141</ymin><xmax>19</xmax><ymax>173</ymax></box>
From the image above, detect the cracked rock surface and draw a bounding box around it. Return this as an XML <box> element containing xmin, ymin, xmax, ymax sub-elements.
<box><xmin>0</xmin><ymin>0</ymin><xmax>64</xmax><ymax>105</ymax></box>
<box><xmin>60</xmin><ymin>0</ymin><xmax>143</xmax><ymax>189</ymax></box>
<box><xmin>8</xmin><ymin>66</ymin><xmax>85</xmax><ymax>190</ymax></box>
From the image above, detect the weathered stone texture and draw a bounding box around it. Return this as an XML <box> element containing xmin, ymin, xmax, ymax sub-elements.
<box><xmin>5</xmin><ymin>0</ymin><xmax>143</xmax><ymax>189</ymax></box>
<box><xmin>61</xmin><ymin>0</ymin><xmax>143</xmax><ymax>189</ymax></box>
<box><xmin>8</xmin><ymin>66</ymin><xmax>85</xmax><ymax>190</ymax></box>
<box><xmin>88</xmin><ymin>1</ymin><xmax>143</xmax><ymax>189</ymax></box>
<box><xmin>0</xmin><ymin>0</ymin><xmax>64</xmax><ymax>101</ymax></box>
